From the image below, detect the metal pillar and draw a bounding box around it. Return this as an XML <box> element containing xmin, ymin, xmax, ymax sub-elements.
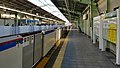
<box><xmin>107</xmin><ymin>0</ymin><xmax>110</xmax><ymax>13</ymax></box>
<box><xmin>99</xmin><ymin>16</ymin><xmax>105</xmax><ymax>51</ymax></box>
<box><xmin>93</xmin><ymin>24</ymin><xmax>96</xmax><ymax>44</ymax></box>
<box><xmin>4</xmin><ymin>19</ymin><xmax>6</xmax><ymax>25</ymax></box>
<box><xmin>15</xmin><ymin>13</ymin><xmax>18</xmax><ymax>26</ymax></box>
<box><xmin>92</xmin><ymin>16</ymin><xmax>95</xmax><ymax>44</ymax></box>
<box><xmin>33</xmin><ymin>17</ymin><xmax>35</xmax><ymax>25</ymax></box>
<box><xmin>116</xmin><ymin>9</ymin><xmax>120</xmax><ymax>65</ymax></box>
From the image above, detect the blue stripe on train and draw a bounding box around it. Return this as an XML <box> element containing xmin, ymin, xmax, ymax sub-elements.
<box><xmin>0</xmin><ymin>39</ymin><xmax>23</xmax><ymax>52</ymax></box>
<box><xmin>0</xmin><ymin>42</ymin><xmax>16</xmax><ymax>51</ymax></box>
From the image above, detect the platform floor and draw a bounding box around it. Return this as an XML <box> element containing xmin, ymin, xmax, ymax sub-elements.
<box><xmin>53</xmin><ymin>29</ymin><xmax>119</xmax><ymax>68</ymax></box>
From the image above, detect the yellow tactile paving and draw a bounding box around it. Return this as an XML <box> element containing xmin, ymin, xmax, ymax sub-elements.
<box><xmin>52</xmin><ymin>31</ymin><xmax>71</xmax><ymax>68</ymax></box>
<box><xmin>36</xmin><ymin>29</ymin><xmax>71</xmax><ymax>68</ymax></box>
<box><xmin>36</xmin><ymin>58</ymin><xmax>49</xmax><ymax>68</ymax></box>
<box><xmin>36</xmin><ymin>36</ymin><xmax>65</xmax><ymax>68</ymax></box>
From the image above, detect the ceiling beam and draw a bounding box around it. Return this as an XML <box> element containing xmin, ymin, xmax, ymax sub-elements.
<box><xmin>58</xmin><ymin>7</ymin><xmax>81</xmax><ymax>15</ymax></box>
<box><xmin>79</xmin><ymin>0</ymin><xmax>97</xmax><ymax>5</ymax></box>
<box><xmin>63</xmin><ymin>13</ymin><xmax>79</xmax><ymax>19</ymax></box>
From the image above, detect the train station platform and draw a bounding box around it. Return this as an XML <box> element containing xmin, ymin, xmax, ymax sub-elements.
<box><xmin>51</xmin><ymin>29</ymin><xmax>119</xmax><ymax>68</ymax></box>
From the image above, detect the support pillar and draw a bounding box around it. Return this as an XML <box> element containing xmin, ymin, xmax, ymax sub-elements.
<box><xmin>15</xmin><ymin>13</ymin><xmax>18</xmax><ymax>26</ymax></box>
<box><xmin>93</xmin><ymin>25</ymin><xmax>96</xmax><ymax>44</ymax></box>
<box><xmin>107</xmin><ymin>0</ymin><xmax>110</xmax><ymax>13</ymax></box>
<box><xmin>116</xmin><ymin>9</ymin><xmax>120</xmax><ymax>65</ymax></box>
<box><xmin>99</xmin><ymin>16</ymin><xmax>105</xmax><ymax>51</ymax></box>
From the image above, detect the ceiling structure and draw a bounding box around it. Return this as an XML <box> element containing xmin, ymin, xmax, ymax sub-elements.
<box><xmin>27</xmin><ymin>0</ymin><xmax>69</xmax><ymax>22</ymax></box>
<box><xmin>0</xmin><ymin>0</ymin><xmax>99</xmax><ymax>23</ymax></box>
<box><xmin>51</xmin><ymin>0</ymin><xmax>88</xmax><ymax>22</ymax></box>
<box><xmin>0</xmin><ymin>0</ymin><xmax>63</xmax><ymax>21</ymax></box>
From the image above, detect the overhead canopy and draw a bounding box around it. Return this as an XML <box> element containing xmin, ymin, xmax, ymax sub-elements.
<box><xmin>51</xmin><ymin>0</ymin><xmax>88</xmax><ymax>22</ymax></box>
<box><xmin>0</xmin><ymin>0</ymin><xmax>64</xmax><ymax>22</ymax></box>
<box><xmin>27</xmin><ymin>0</ymin><xmax>69</xmax><ymax>22</ymax></box>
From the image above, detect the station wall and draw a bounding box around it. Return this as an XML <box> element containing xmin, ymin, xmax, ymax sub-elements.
<box><xmin>98</xmin><ymin>0</ymin><xmax>120</xmax><ymax>13</ymax></box>
<box><xmin>110</xmin><ymin>0</ymin><xmax>120</xmax><ymax>11</ymax></box>
<box><xmin>0</xmin><ymin>19</ymin><xmax>4</xmax><ymax>25</ymax></box>
<box><xmin>84</xmin><ymin>10</ymin><xmax>90</xmax><ymax>35</ymax></box>
<box><xmin>0</xmin><ymin>19</ymin><xmax>15</xmax><ymax>26</ymax></box>
<box><xmin>98</xmin><ymin>0</ymin><xmax>107</xmax><ymax>13</ymax></box>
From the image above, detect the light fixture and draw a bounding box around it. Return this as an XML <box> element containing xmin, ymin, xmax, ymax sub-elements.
<box><xmin>27</xmin><ymin>0</ymin><xmax>69</xmax><ymax>22</ymax></box>
<box><xmin>0</xmin><ymin>6</ymin><xmax>42</xmax><ymax>18</ymax></box>
<box><xmin>1</xmin><ymin>14</ymin><xmax>15</xmax><ymax>18</ymax></box>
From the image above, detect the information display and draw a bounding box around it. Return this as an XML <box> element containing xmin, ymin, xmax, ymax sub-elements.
<box><xmin>108</xmin><ymin>18</ymin><xmax>117</xmax><ymax>44</ymax></box>
<box><xmin>103</xmin><ymin>17</ymin><xmax>117</xmax><ymax>44</ymax></box>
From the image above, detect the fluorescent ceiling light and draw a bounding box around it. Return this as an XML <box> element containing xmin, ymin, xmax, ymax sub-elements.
<box><xmin>27</xmin><ymin>0</ymin><xmax>69</xmax><ymax>22</ymax></box>
<box><xmin>0</xmin><ymin>6</ymin><xmax>49</xmax><ymax>19</ymax></box>
<box><xmin>0</xmin><ymin>6</ymin><xmax>38</xmax><ymax>17</ymax></box>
